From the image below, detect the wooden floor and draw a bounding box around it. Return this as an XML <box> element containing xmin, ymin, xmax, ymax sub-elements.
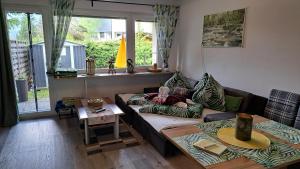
<box><xmin>0</xmin><ymin>117</ymin><xmax>201</xmax><ymax>169</ymax></box>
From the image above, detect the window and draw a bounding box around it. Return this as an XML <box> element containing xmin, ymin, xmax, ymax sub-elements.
<box><xmin>135</xmin><ymin>21</ymin><xmax>157</xmax><ymax>66</ymax></box>
<box><xmin>56</xmin><ymin>16</ymin><xmax>158</xmax><ymax>71</ymax></box>
<box><xmin>57</xmin><ymin>16</ymin><xmax>127</xmax><ymax>69</ymax></box>
<box><xmin>99</xmin><ymin>32</ymin><xmax>105</xmax><ymax>39</ymax></box>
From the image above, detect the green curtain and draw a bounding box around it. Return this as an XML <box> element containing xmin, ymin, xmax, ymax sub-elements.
<box><xmin>154</xmin><ymin>4</ymin><xmax>179</xmax><ymax>69</ymax></box>
<box><xmin>0</xmin><ymin>1</ymin><xmax>18</xmax><ymax>126</ymax></box>
<box><xmin>48</xmin><ymin>0</ymin><xmax>75</xmax><ymax>73</ymax></box>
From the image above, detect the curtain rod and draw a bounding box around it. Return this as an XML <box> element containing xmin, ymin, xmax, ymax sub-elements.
<box><xmin>90</xmin><ymin>0</ymin><xmax>155</xmax><ymax>7</ymax></box>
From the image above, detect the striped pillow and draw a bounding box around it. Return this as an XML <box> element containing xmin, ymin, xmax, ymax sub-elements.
<box><xmin>193</xmin><ymin>73</ymin><xmax>209</xmax><ymax>91</ymax></box>
<box><xmin>139</xmin><ymin>103</ymin><xmax>203</xmax><ymax>118</ymax></box>
<box><xmin>192</xmin><ymin>75</ymin><xmax>226</xmax><ymax>111</ymax></box>
<box><xmin>164</xmin><ymin>72</ymin><xmax>193</xmax><ymax>90</ymax></box>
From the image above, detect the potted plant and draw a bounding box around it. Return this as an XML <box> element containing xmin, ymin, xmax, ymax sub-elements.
<box><xmin>15</xmin><ymin>73</ymin><xmax>28</xmax><ymax>102</ymax></box>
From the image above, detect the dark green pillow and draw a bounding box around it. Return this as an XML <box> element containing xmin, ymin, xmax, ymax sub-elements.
<box><xmin>225</xmin><ymin>95</ymin><xmax>243</xmax><ymax>112</ymax></box>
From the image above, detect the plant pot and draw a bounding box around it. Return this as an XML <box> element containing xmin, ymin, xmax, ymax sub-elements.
<box><xmin>16</xmin><ymin>79</ymin><xmax>28</xmax><ymax>102</ymax></box>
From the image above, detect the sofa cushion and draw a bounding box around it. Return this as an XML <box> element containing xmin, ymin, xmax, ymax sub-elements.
<box><xmin>171</xmin><ymin>87</ymin><xmax>190</xmax><ymax>97</ymax></box>
<box><xmin>127</xmin><ymin>94</ymin><xmax>148</xmax><ymax>105</ymax></box>
<box><xmin>204</xmin><ymin>112</ymin><xmax>236</xmax><ymax>122</ymax></box>
<box><xmin>139</xmin><ymin>103</ymin><xmax>203</xmax><ymax>118</ymax></box>
<box><xmin>264</xmin><ymin>89</ymin><xmax>300</xmax><ymax>126</ymax></box>
<box><xmin>249</xmin><ymin>95</ymin><xmax>268</xmax><ymax>116</ymax></box>
<box><xmin>164</xmin><ymin>72</ymin><xmax>193</xmax><ymax>90</ymax></box>
<box><xmin>192</xmin><ymin>75</ymin><xmax>226</xmax><ymax>111</ymax></box>
<box><xmin>118</xmin><ymin>94</ymin><xmax>224</xmax><ymax>132</ymax></box>
<box><xmin>225</xmin><ymin>95</ymin><xmax>243</xmax><ymax>112</ymax></box>
<box><xmin>224</xmin><ymin>87</ymin><xmax>254</xmax><ymax>113</ymax></box>
<box><xmin>193</xmin><ymin>73</ymin><xmax>209</xmax><ymax>91</ymax></box>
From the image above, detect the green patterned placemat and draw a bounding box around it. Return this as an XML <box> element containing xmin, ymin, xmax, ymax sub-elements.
<box><xmin>195</xmin><ymin>119</ymin><xmax>235</xmax><ymax>137</ymax></box>
<box><xmin>255</xmin><ymin>120</ymin><xmax>300</xmax><ymax>144</ymax></box>
<box><xmin>233</xmin><ymin>140</ymin><xmax>300</xmax><ymax>168</ymax></box>
<box><xmin>172</xmin><ymin>132</ymin><xmax>240</xmax><ymax>166</ymax></box>
<box><xmin>194</xmin><ymin>119</ymin><xmax>300</xmax><ymax>168</ymax></box>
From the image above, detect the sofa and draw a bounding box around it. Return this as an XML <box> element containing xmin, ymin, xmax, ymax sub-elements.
<box><xmin>115</xmin><ymin>85</ymin><xmax>264</xmax><ymax>156</ymax></box>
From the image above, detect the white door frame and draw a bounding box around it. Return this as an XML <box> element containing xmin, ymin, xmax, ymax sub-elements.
<box><xmin>3</xmin><ymin>3</ymin><xmax>56</xmax><ymax>119</ymax></box>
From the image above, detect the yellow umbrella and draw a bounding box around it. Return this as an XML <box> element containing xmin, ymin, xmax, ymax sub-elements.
<box><xmin>115</xmin><ymin>34</ymin><xmax>127</xmax><ymax>68</ymax></box>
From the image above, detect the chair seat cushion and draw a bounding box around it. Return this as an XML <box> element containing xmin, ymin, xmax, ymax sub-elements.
<box><xmin>204</xmin><ymin>112</ymin><xmax>236</xmax><ymax>122</ymax></box>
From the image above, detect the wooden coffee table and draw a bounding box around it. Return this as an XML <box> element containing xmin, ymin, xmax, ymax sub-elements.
<box><xmin>161</xmin><ymin>115</ymin><xmax>300</xmax><ymax>169</ymax></box>
<box><xmin>76</xmin><ymin>97</ymin><xmax>124</xmax><ymax>144</ymax></box>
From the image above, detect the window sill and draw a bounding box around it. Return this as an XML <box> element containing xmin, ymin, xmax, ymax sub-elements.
<box><xmin>52</xmin><ymin>71</ymin><xmax>173</xmax><ymax>80</ymax></box>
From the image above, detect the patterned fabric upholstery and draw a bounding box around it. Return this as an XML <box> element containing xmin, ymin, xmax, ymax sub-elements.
<box><xmin>164</xmin><ymin>72</ymin><xmax>193</xmax><ymax>90</ymax></box>
<box><xmin>139</xmin><ymin>103</ymin><xmax>203</xmax><ymax>118</ymax></box>
<box><xmin>171</xmin><ymin>87</ymin><xmax>190</xmax><ymax>97</ymax></box>
<box><xmin>192</xmin><ymin>75</ymin><xmax>226</xmax><ymax>111</ymax></box>
<box><xmin>193</xmin><ymin>73</ymin><xmax>209</xmax><ymax>91</ymax></box>
<box><xmin>294</xmin><ymin>107</ymin><xmax>300</xmax><ymax>129</ymax></box>
<box><xmin>127</xmin><ymin>94</ymin><xmax>148</xmax><ymax>105</ymax></box>
<box><xmin>264</xmin><ymin>89</ymin><xmax>300</xmax><ymax>126</ymax></box>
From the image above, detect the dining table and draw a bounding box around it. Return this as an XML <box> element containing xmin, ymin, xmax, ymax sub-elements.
<box><xmin>161</xmin><ymin>115</ymin><xmax>300</xmax><ymax>169</ymax></box>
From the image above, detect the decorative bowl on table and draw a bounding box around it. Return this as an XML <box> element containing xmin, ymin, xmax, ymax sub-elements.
<box><xmin>87</xmin><ymin>98</ymin><xmax>103</xmax><ymax>109</ymax></box>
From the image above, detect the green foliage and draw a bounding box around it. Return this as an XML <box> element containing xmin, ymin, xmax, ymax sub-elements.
<box><xmin>68</xmin><ymin>17</ymin><xmax>102</xmax><ymax>42</ymax></box>
<box><xmin>85</xmin><ymin>40</ymin><xmax>119</xmax><ymax>68</ymax></box>
<box><xmin>135</xmin><ymin>32</ymin><xmax>152</xmax><ymax>66</ymax></box>
<box><xmin>7</xmin><ymin>13</ymin><xmax>44</xmax><ymax>43</ymax></box>
<box><xmin>85</xmin><ymin>33</ymin><xmax>153</xmax><ymax>68</ymax></box>
<box><xmin>28</xmin><ymin>88</ymin><xmax>49</xmax><ymax>100</ymax></box>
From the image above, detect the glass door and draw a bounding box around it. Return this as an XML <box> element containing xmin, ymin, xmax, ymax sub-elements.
<box><xmin>6</xmin><ymin>12</ymin><xmax>50</xmax><ymax>114</ymax></box>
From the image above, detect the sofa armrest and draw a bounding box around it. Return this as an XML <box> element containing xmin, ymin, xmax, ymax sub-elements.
<box><xmin>203</xmin><ymin>112</ymin><xmax>236</xmax><ymax>122</ymax></box>
<box><xmin>144</xmin><ymin>87</ymin><xmax>160</xmax><ymax>93</ymax></box>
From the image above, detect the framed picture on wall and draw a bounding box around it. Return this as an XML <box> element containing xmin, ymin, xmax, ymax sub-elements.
<box><xmin>202</xmin><ymin>8</ymin><xmax>246</xmax><ymax>48</ymax></box>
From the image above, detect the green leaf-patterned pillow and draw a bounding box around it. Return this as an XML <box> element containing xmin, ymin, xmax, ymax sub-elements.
<box><xmin>139</xmin><ymin>103</ymin><xmax>203</xmax><ymax>118</ymax></box>
<box><xmin>192</xmin><ymin>75</ymin><xmax>226</xmax><ymax>111</ymax></box>
<box><xmin>127</xmin><ymin>94</ymin><xmax>149</xmax><ymax>105</ymax></box>
<box><xmin>193</xmin><ymin>73</ymin><xmax>209</xmax><ymax>91</ymax></box>
<box><xmin>164</xmin><ymin>72</ymin><xmax>193</xmax><ymax>90</ymax></box>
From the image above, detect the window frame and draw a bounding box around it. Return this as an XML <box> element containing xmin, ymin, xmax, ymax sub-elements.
<box><xmin>69</xmin><ymin>11</ymin><xmax>158</xmax><ymax>74</ymax></box>
<box><xmin>66</xmin><ymin>14</ymin><xmax>128</xmax><ymax>74</ymax></box>
<box><xmin>3</xmin><ymin>7</ymin><xmax>157</xmax><ymax>74</ymax></box>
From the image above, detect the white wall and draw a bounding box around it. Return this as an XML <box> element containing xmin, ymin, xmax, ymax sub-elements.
<box><xmin>179</xmin><ymin>0</ymin><xmax>300</xmax><ymax>97</ymax></box>
<box><xmin>48</xmin><ymin>74</ymin><xmax>172</xmax><ymax>110</ymax></box>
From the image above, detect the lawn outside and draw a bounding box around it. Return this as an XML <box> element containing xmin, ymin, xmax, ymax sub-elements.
<box><xmin>28</xmin><ymin>88</ymin><xmax>49</xmax><ymax>100</ymax></box>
